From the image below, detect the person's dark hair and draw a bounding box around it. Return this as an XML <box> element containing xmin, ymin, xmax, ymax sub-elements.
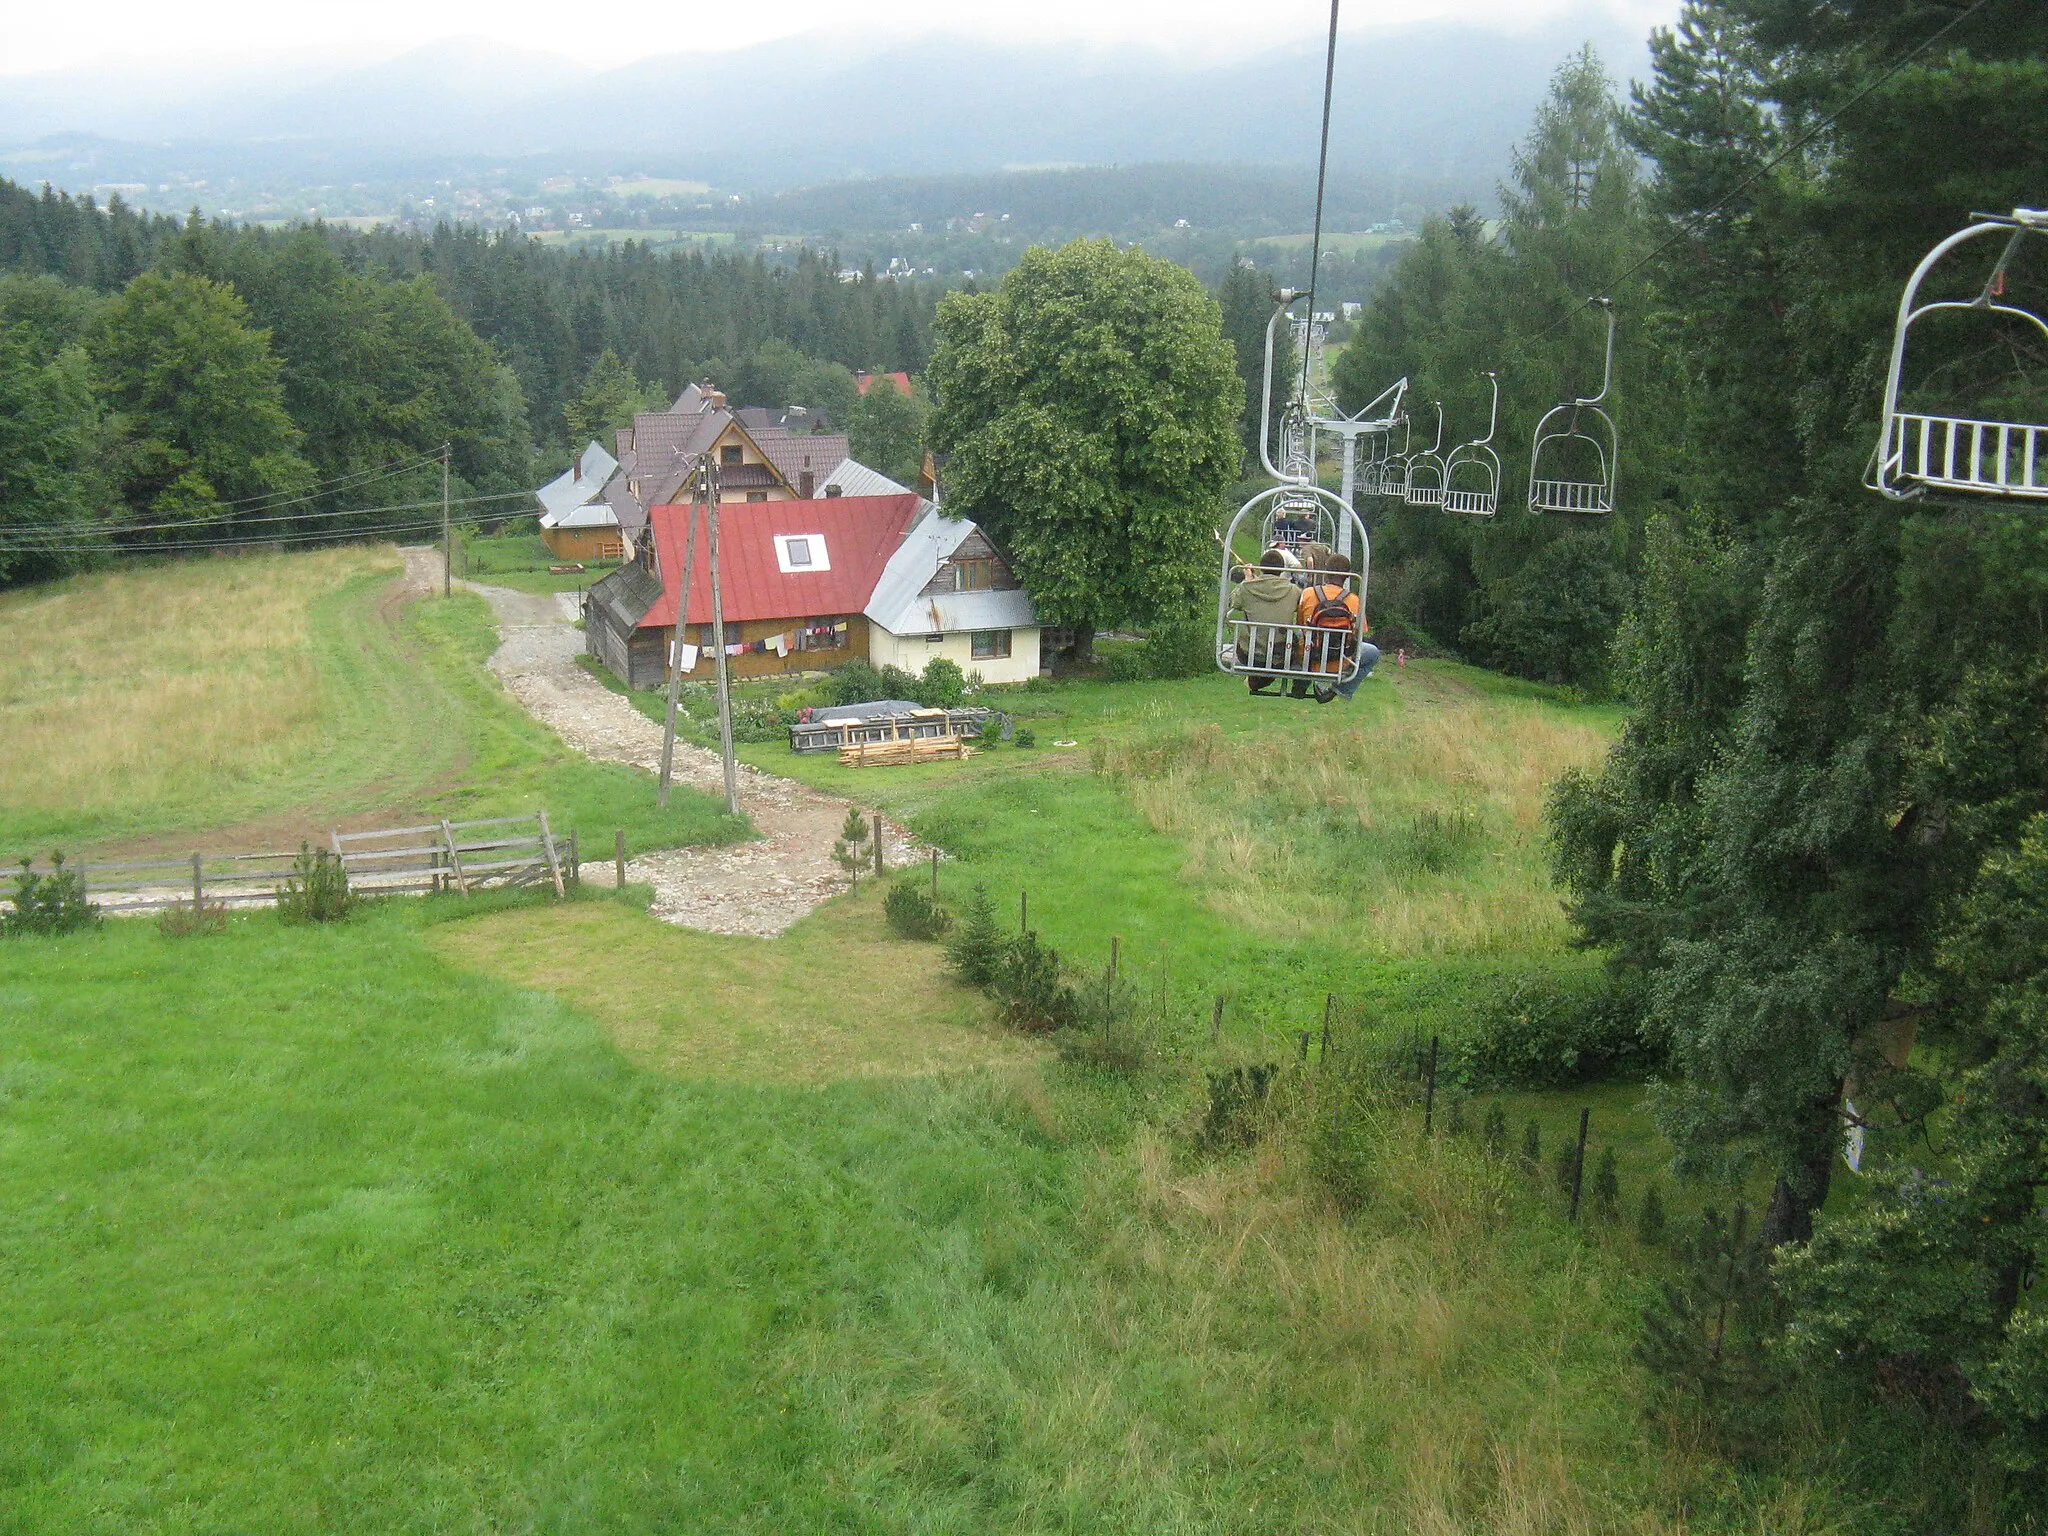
<box><xmin>1323</xmin><ymin>552</ymin><xmax>1353</xmax><ymax>577</ymax></box>
<box><xmin>1259</xmin><ymin>547</ymin><xmax>1288</xmax><ymax>575</ymax></box>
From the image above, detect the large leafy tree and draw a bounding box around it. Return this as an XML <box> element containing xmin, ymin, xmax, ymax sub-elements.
<box><xmin>846</xmin><ymin>375</ymin><xmax>929</xmax><ymax>487</ymax></box>
<box><xmin>90</xmin><ymin>271</ymin><xmax>314</xmax><ymax>524</ymax></box>
<box><xmin>927</xmin><ymin>239</ymin><xmax>1241</xmax><ymax>651</ymax></box>
<box><xmin>564</xmin><ymin>348</ymin><xmax>662</xmax><ymax>451</ymax></box>
<box><xmin>0</xmin><ymin>323</ymin><xmax>108</xmax><ymax>581</ymax></box>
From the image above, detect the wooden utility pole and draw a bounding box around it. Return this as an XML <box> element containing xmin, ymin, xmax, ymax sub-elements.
<box><xmin>657</xmin><ymin>460</ymin><xmax>708</xmax><ymax>807</ymax></box>
<box><xmin>440</xmin><ymin>442</ymin><xmax>452</xmax><ymax>598</ymax></box>
<box><xmin>706</xmin><ymin>480</ymin><xmax>740</xmax><ymax>817</ymax></box>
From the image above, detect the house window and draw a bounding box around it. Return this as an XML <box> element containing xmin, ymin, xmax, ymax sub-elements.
<box><xmin>774</xmin><ymin>534</ymin><xmax>830</xmax><ymax>573</ymax></box>
<box><xmin>954</xmin><ymin>558</ymin><xmax>996</xmax><ymax>592</ymax></box>
<box><xmin>746</xmin><ymin>490</ymin><xmax>768</xmax><ymax>503</ymax></box>
<box><xmin>720</xmin><ymin>444</ymin><xmax>743</xmax><ymax>466</ymax></box>
<box><xmin>971</xmin><ymin>629</ymin><xmax>1011</xmax><ymax>660</ymax></box>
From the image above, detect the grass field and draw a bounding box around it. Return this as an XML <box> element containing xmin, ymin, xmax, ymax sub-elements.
<box><xmin>0</xmin><ymin>548</ymin><xmax>737</xmax><ymax>858</ymax></box>
<box><xmin>2</xmin><ymin>594</ymin><xmax>1960</xmax><ymax>1531</ymax></box>
<box><xmin>458</xmin><ymin>529</ymin><xmax>622</xmax><ymax>595</ymax></box>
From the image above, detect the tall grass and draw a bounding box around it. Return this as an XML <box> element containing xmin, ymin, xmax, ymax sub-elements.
<box><xmin>1093</xmin><ymin>700</ymin><xmax>1610</xmax><ymax>956</ymax></box>
<box><xmin>0</xmin><ymin>548</ymin><xmax>394</xmax><ymax>844</ymax></box>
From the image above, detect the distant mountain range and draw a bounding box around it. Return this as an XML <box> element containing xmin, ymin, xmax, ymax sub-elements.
<box><xmin>0</xmin><ymin>12</ymin><xmax>1651</xmax><ymax>201</ymax></box>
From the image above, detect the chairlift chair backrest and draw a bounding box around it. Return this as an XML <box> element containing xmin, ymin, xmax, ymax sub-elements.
<box><xmin>1442</xmin><ymin>372</ymin><xmax>1502</xmax><ymax>517</ymax></box>
<box><xmin>1869</xmin><ymin>208</ymin><xmax>2048</xmax><ymax>504</ymax></box>
<box><xmin>1380</xmin><ymin>414</ymin><xmax>1415</xmax><ymax>500</ymax></box>
<box><xmin>1404</xmin><ymin>402</ymin><xmax>1448</xmax><ymax>507</ymax></box>
<box><xmin>1216</xmin><ymin>484</ymin><xmax>1374</xmax><ymax>689</ymax></box>
<box><xmin>1527</xmin><ymin>299</ymin><xmax>1618</xmax><ymax>515</ymax></box>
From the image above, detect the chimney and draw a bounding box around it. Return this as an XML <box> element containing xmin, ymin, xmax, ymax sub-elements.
<box><xmin>574</xmin><ymin>450</ymin><xmax>583</xmax><ymax>480</ymax></box>
<box><xmin>825</xmin><ymin>484</ymin><xmax>842</xmax><ymax>498</ymax></box>
<box><xmin>800</xmin><ymin>469</ymin><xmax>815</xmax><ymax>499</ymax></box>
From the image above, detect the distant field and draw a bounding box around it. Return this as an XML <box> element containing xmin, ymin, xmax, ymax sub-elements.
<box><xmin>460</xmin><ymin>530</ymin><xmax>620</xmax><ymax>595</ymax></box>
<box><xmin>530</xmin><ymin>228</ymin><xmax>735</xmax><ymax>249</ymax></box>
<box><xmin>0</xmin><ymin>548</ymin><xmax>737</xmax><ymax>858</ymax></box>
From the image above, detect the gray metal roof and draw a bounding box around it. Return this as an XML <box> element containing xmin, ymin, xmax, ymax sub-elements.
<box><xmin>820</xmin><ymin>456</ymin><xmax>913</xmax><ymax>499</ymax></box>
<box><xmin>863</xmin><ymin>504</ymin><xmax>1038</xmax><ymax>636</ymax></box>
<box><xmin>536</xmin><ymin>440</ymin><xmax>619</xmax><ymax>524</ymax></box>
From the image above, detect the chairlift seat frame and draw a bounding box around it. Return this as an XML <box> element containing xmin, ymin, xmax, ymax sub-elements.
<box><xmin>1441</xmin><ymin>372</ymin><xmax>1501</xmax><ymax>517</ymax></box>
<box><xmin>1870</xmin><ymin>209</ymin><xmax>2048</xmax><ymax>505</ymax></box>
<box><xmin>1217</xmin><ymin>485</ymin><xmax>1375</xmax><ymax>691</ymax></box>
<box><xmin>1528</xmin><ymin>299</ymin><xmax>1619</xmax><ymax>516</ymax></box>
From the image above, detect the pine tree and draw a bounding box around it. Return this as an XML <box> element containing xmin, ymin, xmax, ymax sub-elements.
<box><xmin>945</xmin><ymin>883</ymin><xmax>1006</xmax><ymax>989</ymax></box>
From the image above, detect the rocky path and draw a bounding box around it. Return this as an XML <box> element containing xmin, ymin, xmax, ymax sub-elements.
<box><xmin>403</xmin><ymin>549</ymin><xmax>918</xmax><ymax>936</ymax></box>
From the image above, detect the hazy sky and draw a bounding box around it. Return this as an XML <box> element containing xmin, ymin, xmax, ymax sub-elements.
<box><xmin>4</xmin><ymin>0</ymin><xmax>1675</xmax><ymax>76</ymax></box>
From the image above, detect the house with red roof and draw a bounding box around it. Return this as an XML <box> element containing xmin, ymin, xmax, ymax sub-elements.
<box><xmin>583</xmin><ymin>471</ymin><xmax>1041</xmax><ymax>689</ymax></box>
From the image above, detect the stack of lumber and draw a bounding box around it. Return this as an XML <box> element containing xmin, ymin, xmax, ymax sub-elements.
<box><xmin>839</xmin><ymin>733</ymin><xmax>977</xmax><ymax>768</ymax></box>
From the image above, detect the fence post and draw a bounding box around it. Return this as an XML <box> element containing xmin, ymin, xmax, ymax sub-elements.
<box><xmin>1211</xmin><ymin>994</ymin><xmax>1225</xmax><ymax>1046</ymax></box>
<box><xmin>1423</xmin><ymin>1035</ymin><xmax>1440</xmax><ymax>1135</ymax></box>
<box><xmin>1569</xmin><ymin>1108</ymin><xmax>1591</xmax><ymax>1222</ymax></box>
<box><xmin>567</xmin><ymin>830</ymin><xmax>579</xmax><ymax>887</ymax></box>
<box><xmin>537</xmin><ymin>808</ymin><xmax>566</xmax><ymax>898</ymax></box>
<box><xmin>1105</xmin><ymin>936</ymin><xmax>1119</xmax><ymax>1015</ymax></box>
<box><xmin>1321</xmin><ymin>993</ymin><xmax>1335</xmax><ymax>1058</ymax></box>
<box><xmin>191</xmin><ymin>852</ymin><xmax>203</xmax><ymax>908</ymax></box>
<box><xmin>872</xmin><ymin>813</ymin><xmax>884</xmax><ymax>875</ymax></box>
<box><xmin>1298</xmin><ymin>1030</ymin><xmax>1311</xmax><ymax>1063</ymax></box>
<box><xmin>615</xmin><ymin>829</ymin><xmax>627</xmax><ymax>890</ymax></box>
<box><xmin>930</xmin><ymin>847</ymin><xmax>939</xmax><ymax>901</ymax></box>
<box><xmin>1020</xmin><ymin>889</ymin><xmax>1028</xmax><ymax>935</ymax></box>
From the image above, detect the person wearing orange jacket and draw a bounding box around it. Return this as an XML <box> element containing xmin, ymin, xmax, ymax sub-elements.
<box><xmin>1293</xmin><ymin>552</ymin><xmax>1380</xmax><ymax>703</ymax></box>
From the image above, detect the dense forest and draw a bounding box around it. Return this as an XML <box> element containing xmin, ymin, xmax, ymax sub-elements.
<box><xmin>1318</xmin><ymin>0</ymin><xmax>2047</xmax><ymax>1505</ymax></box>
<box><xmin>0</xmin><ymin>180</ymin><xmax>940</xmax><ymax>580</ymax></box>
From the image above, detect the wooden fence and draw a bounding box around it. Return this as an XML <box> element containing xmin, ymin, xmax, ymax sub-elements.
<box><xmin>4</xmin><ymin>810</ymin><xmax>575</xmax><ymax>913</ymax></box>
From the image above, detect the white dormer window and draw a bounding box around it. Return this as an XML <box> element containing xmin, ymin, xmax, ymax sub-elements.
<box><xmin>775</xmin><ymin>534</ymin><xmax>830</xmax><ymax>573</ymax></box>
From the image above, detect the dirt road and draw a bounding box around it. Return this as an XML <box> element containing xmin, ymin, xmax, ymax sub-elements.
<box><xmin>403</xmin><ymin>549</ymin><xmax>919</xmax><ymax>936</ymax></box>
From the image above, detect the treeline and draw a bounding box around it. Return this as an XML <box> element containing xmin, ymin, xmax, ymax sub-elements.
<box><xmin>0</xmin><ymin>177</ymin><xmax>942</xmax><ymax>583</ymax></box>
<box><xmin>1327</xmin><ymin>2</ymin><xmax>2048</xmax><ymax>1509</ymax></box>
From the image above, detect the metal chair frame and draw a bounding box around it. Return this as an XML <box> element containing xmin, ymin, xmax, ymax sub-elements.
<box><xmin>1869</xmin><ymin>208</ymin><xmax>2048</xmax><ymax>505</ymax></box>
<box><xmin>1216</xmin><ymin>485</ymin><xmax>1374</xmax><ymax>688</ymax></box>
<box><xmin>1403</xmin><ymin>403</ymin><xmax>1448</xmax><ymax>507</ymax></box>
<box><xmin>1442</xmin><ymin>372</ymin><xmax>1501</xmax><ymax>517</ymax></box>
<box><xmin>1378</xmin><ymin>414</ymin><xmax>1415</xmax><ymax>500</ymax></box>
<box><xmin>1528</xmin><ymin>299</ymin><xmax>1618</xmax><ymax>515</ymax></box>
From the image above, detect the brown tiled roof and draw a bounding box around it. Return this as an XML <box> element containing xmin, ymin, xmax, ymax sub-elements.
<box><xmin>752</xmin><ymin>430</ymin><xmax>850</xmax><ymax>495</ymax></box>
<box><xmin>603</xmin><ymin>475</ymin><xmax>647</xmax><ymax>543</ymax></box>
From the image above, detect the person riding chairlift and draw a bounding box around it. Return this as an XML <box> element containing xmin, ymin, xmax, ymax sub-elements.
<box><xmin>1294</xmin><ymin>552</ymin><xmax>1380</xmax><ymax>704</ymax></box>
<box><xmin>1229</xmin><ymin>548</ymin><xmax>1302</xmax><ymax>695</ymax></box>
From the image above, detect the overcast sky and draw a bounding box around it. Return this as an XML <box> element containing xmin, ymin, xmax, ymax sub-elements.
<box><xmin>4</xmin><ymin>0</ymin><xmax>1676</xmax><ymax>76</ymax></box>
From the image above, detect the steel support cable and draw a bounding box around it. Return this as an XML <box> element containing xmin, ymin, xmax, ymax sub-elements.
<box><xmin>1299</xmin><ymin>0</ymin><xmax>1343</xmax><ymax>408</ymax></box>
<box><xmin>1518</xmin><ymin>0</ymin><xmax>2004</xmax><ymax>343</ymax></box>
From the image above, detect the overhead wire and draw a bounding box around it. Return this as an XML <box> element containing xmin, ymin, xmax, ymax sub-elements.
<box><xmin>0</xmin><ymin>490</ymin><xmax>536</xmax><ymax>555</ymax></box>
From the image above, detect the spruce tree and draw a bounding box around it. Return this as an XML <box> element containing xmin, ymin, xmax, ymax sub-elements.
<box><xmin>945</xmin><ymin>883</ymin><xmax>1006</xmax><ymax>990</ymax></box>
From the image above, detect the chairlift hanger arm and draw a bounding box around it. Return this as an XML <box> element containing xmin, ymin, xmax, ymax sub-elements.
<box><xmin>1259</xmin><ymin>291</ymin><xmax>1310</xmax><ymax>483</ymax></box>
<box><xmin>1578</xmin><ymin>298</ymin><xmax>1616</xmax><ymax>408</ymax></box>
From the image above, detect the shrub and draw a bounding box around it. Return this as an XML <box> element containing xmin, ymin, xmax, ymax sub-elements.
<box><xmin>1136</xmin><ymin>619</ymin><xmax>1213</xmax><ymax>680</ymax></box>
<box><xmin>1591</xmin><ymin>1146</ymin><xmax>1621</xmax><ymax>1221</ymax></box>
<box><xmin>1200</xmin><ymin>1063</ymin><xmax>1277</xmax><ymax>1150</ymax></box>
<box><xmin>915</xmin><ymin>656</ymin><xmax>968</xmax><ymax>708</ymax></box>
<box><xmin>945</xmin><ymin>883</ymin><xmax>1007</xmax><ymax>988</ymax></box>
<box><xmin>2</xmin><ymin>853</ymin><xmax>99</xmax><ymax>937</ymax></box>
<box><xmin>828</xmin><ymin>660</ymin><xmax>920</xmax><ymax>707</ymax></box>
<box><xmin>883</xmin><ymin>880</ymin><xmax>951</xmax><ymax>940</ymax></box>
<box><xmin>1522</xmin><ymin>1119</ymin><xmax>1541</xmax><ymax>1169</ymax></box>
<box><xmin>1059</xmin><ymin>973</ymin><xmax>1155</xmax><ymax>1076</ymax></box>
<box><xmin>1482</xmin><ymin>1101</ymin><xmax>1509</xmax><ymax>1158</ymax></box>
<box><xmin>1441</xmin><ymin>976</ymin><xmax>1649</xmax><ymax>1090</ymax></box>
<box><xmin>992</xmin><ymin>930</ymin><xmax>1079</xmax><ymax>1032</ymax></box>
<box><xmin>157</xmin><ymin>899</ymin><xmax>228</xmax><ymax>938</ymax></box>
<box><xmin>275</xmin><ymin>843</ymin><xmax>357</xmax><ymax>924</ymax></box>
<box><xmin>1102</xmin><ymin>644</ymin><xmax>1149</xmax><ymax>683</ymax></box>
<box><xmin>833</xmin><ymin>806</ymin><xmax>870</xmax><ymax>888</ymax></box>
<box><xmin>1637</xmin><ymin>1182</ymin><xmax>1668</xmax><ymax>1247</ymax></box>
<box><xmin>1014</xmin><ymin>727</ymin><xmax>1037</xmax><ymax>748</ymax></box>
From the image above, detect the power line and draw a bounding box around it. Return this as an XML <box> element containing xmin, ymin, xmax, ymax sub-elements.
<box><xmin>0</xmin><ymin>491</ymin><xmax>536</xmax><ymax>554</ymax></box>
<box><xmin>0</xmin><ymin>516</ymin><xmax>468</xmax><ymax>558</ymax></box>
<box><xmin>0</xmin><ymin>470</ymin><xmax>503</xmax><ymax>544</ymax></box>
<box><xmin>75</xmin><ymin>450</ymin><xmax>450</xmax><ymax>534</ymax></box>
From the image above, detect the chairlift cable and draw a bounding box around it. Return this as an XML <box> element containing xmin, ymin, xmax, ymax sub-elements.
<box><xmin>1522</xmin><ymin>0</ymin><xmax>2003</xmax><ymax>342</ymax></box>
<box><xmin>1298</xmin><ymin>0</ymin><xmax>1343</xmax><ymax>406</ymax></box>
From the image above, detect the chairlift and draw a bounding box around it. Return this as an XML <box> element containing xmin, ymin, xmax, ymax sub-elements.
<box><xmin>1403</xmin><ymin>402</ymin><xmax>1448</xmax><ymax>507</ymax></box>
<box><xmin>1527</xmin><ymin>298</ymin><xmax>1618</xmax><ymax>515</ymax></box>
<box><xmin>1379</xmin><ymin>414</ymin><xmax>1416</xmax><ymax>501</ymax></box>
<box><xmin>1869</xmin><ymin>208</ymin><xmax>2048</xmax><ymax>504</ymax></box>
<box><xmin>1441</xmin><ymin>372</ymin><xmax>1501</xmax><ymax>517</ymax></box>
<box><xmin>1216</xmin><ymin>484</ymin><xmax>1376</xmax><ymax>695</ymax></box>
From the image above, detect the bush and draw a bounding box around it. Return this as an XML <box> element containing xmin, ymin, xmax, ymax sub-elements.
<box><xmin>945</xmin><ymin>883</ymin><xmax>1007</xmax><ymax>987</ymax></box>
<box><xmin>1137</xmin><ymin>619</ymin><xmax>1214</xmax><ymax>680</ymax></box>
<box><xmin>275</xmin><ymin>843</ymin><xmax>357</xmax><ymax>924</ymax></box>
<box><xmin>828</xmin><ymin>660</ymin><xmax>920</xmax><ymax>707</ymax></box>
<box><xmin>2</xmin><ymin>853</ymin><xmax>99</xmax><ymax>937</ymax></box>
<box><xmin>833</xmin><ymin>806</ymin><xmax>870</xmax><ymax>888</ymax></box>
<box><xmin>1441</xmin><ymin>976</ymin><xmax>1649</xmax><ymax>1090</ymax></box>
<box><xmin>915</xmin><ymin>656</ymin><xmax>968</xmax><ymax>708</ymax></box>
<box><xmin>1014</xmin><ymin>727</ymin><xmax>1037</xmax><ymax>748</ymax></box>
<box><xmin>157</xmin><ymin>899</ymin><xmax>228</xmax><ymax>938</ymax></box>
<box><xmin>1200</xmin><ymin>1063</ymin><xmax>1278</xmax><ymax>1150</ymax></box>
<box><xmin>884</xmin><ymin>880</ymin><xmax>951</xmax><ymax>940</ymax></box>
<box><xmin>992</xmin><ymin>930</ymin><xmax>1080</xmax><ymax>1032</ymax></box>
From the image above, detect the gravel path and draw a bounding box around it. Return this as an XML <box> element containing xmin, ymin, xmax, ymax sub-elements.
<box><xmin>403</xmin><ymin>549</ymin><xmax>919</xmax><ymax>936</ymax></box>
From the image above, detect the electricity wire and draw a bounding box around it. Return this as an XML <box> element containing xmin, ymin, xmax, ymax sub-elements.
<box><xmin>0</xmin><ymin>490</ymin><xmax>535</xmax><ymax>555</ymax></box>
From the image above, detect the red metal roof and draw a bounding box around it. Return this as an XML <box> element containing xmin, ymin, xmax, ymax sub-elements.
<box><xmin>856</xmin><ymin>371</ymin><xmax>913</xmax><ymax>398</ymax></box>
<box><xmin>640</xmin><ymin>494</ymin><xmax>923</xmax><ymax>630</ymax></box>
